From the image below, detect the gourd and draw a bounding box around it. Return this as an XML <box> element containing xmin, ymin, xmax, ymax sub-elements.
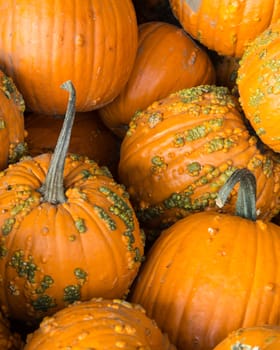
<box><xmin>238</xmin><ymin>20</ymin><xmax>280</xmax><ymax>153</ymax></box>
<box><xmin>0</xmin><ymin>70</ymin><xmax>27</xmax><ymax>170</ymax></box>
<box><xmin>0</xmin><ymin>81</ymin><xmax>144</xmax><ymax>326</ymax></box>
<box><xmin>212</xmin><ymin>325</ymin><xmax>280</xmax><ymax>349</ymax></box>
<box><xmin>118</xmin><ymin>85</ymin><xmax>280</xmax><ymax>229</ymax></box>
<box><xmin>130</xmin><ymin>169</ymin><xmax>280</xmax><ymax>350</ymax></box>
<box><xmin>168</xmin><ymin>0</ymin><xmax>280</xmax><ymax>57</ymax></box>
<box><xmin>0</xmin><ymin>0</ymin><xmax>138</xmax><ymax>114</ymax></box>
<box><xmin>99</xmin><ymin>21</ymin><xmax>216</xmax><ymax>138</ymax></box>
<box><xmin>24</xmin><ymin>110</ymin><xmax>120</xmax><ymax>178</ymax></box>
<box><xmin>24</xmin><ymin>298</ymin><xmax>177</xmax><ymax>349</ymax></box>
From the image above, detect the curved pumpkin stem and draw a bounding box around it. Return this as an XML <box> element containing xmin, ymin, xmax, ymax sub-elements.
<box><xmin>216</xmin><ymin>168</ymin><xmax>257</xmax><ymax>221</ymax></box>
<box><xmin>38</xmin><ymin>80</ymin><xmax>76</xmax><ymax>204</ymax></box>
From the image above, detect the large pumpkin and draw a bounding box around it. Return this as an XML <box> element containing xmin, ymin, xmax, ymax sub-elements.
<box><xmin>213</xmin><ymin>325</ymin><xmax>280</xmax><ymax>350</ymax></box>
<box><xmin>168</xmin><ymin>0</ymin><xmax>280</xmax><ymax>57</ymax></box>
<box><xmin>99</xmin><ymin>21</ymin><xmax>216</xmax><ymax>138</ymax></box>
<box><xmin>0</xmin><ymin>82</ymin><xmax>144</xmax><ymax>325</ymax></box>
<box><xmin>0</xmin><ymin>0</ymin><xmax>138</xmax><ymax>114</ymax></box>
<box><xmin>238</xmin><ymin>20</ymin><xmax>280</xmax><ymax>153</ymax></box>
<box><xmin>118</xmin><ymin>85</ymin><xmax>280</xmax><ymax>229</ymax></box>
<box><xmin>130</xmin><ymin>169</ymin><xmax>280</xmax><ymax>350</ymax></box>
<box><xmin>0</xmin><ymin>70</ymin><xmax>27</xmax><ymax>170</ymax></box>
<box><xmin>24</xmin><ymin>298</ymin><xmax>176</xmax><ymax>349</ymax></box>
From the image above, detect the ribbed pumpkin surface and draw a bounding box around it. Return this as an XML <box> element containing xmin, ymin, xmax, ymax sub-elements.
<box><xmin>24</xmin><ymin>298</ymin><xmax>176</xmax><ymax>349</ymax></box>
<box><xmin>0</xmin><ymin>0</ymin><xmax>138</xmax><ymax>114</ymax></box>
<box><xmin>118</xmin><ymin>85</ymin><xmax>280</xmax><ymax>228</ymax></box>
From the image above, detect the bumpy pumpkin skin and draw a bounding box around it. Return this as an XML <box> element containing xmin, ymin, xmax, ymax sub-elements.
<box><xmin>130</xmin><ymin>211</ymin><xmax>280</xmax><ymax>350</ymax></box>
<box><xmin>118</xmin><ymin>85</ymin><xmax>280</xmax><ymax>229</ymax></box>
<box><xmin>99</xmin><ymin>21</ymin><xmax>216</xmax><ymax>138</ymax></box>
<box><xmin>24</xmin><ymin>111</ymin><xmax>121</xmax><ymax>178</ymax></box>
<box><xmin>0</xmin><ymin>154</ymin><xmax>144</xmax><ymax>325</ymax></box>
<box><xmin>0</xmin><ymin>0</ymin><xmax>138</xmax><ymax>114</ymax></box>
<box><xmin>169</xmin><ymin>0</ymin><xmax>280</xmax><ymax>57</ymax></box>
<box><xmin>24</xmin><ymin>298</ymin><xmax>176</xmax><ymax>349</ymax></box>
<box><xmin>0</xmin><ymin>70</ymin><xmax>27</xmax><ymax>171</ymax></box>
<box><xmin>238</xmin><ymin>21</ymin><xmax>280</xmax><ymax>153</ymax></box>
<box><xmin>213</xmin><ymin>325</ymin><xmax>280</xmax><ymax>350</ymax></box>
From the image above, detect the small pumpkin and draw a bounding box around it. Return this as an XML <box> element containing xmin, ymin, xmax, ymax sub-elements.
<box><xmin>0</xmin><ymin>70</ymin><xmax>27</xmax><ymax>170</ymax></box>
<box><xmin>99</xmin><ymin>21</ymin><xmax>216</xmax><ymax>138</ymax></box>
<box><xmin>212</xmin><ymin>325</ymin><xmax>280</xmax><ymax>350</ymax></box>
<box><xmin>24</xmin><ymin>110</ymin><xmax>121</xmax><ymax>178</ymax></box>
<box><xmin>118</xmin><ymin>85</ymin><xmax>280</xmax><ymax>229</ymax></box>
<box><xmin>168</xmin><ymin>0</ymin><xmax>280</xmax><ymax>57</ymax></box>
<box><xmin>24</xmin><ymin>298</ymin><xmax>177</xmax><ymax>349</ymax></box>
<box><xmin>130</xmin><ymin>169</ymin><xmax>280</xmax><ymax>350</ymax></box>
<box><xmin>238</xmin><ymin>20</ymin><xmax>280</xmax><ymax>153</ymax></box>
<box><xmin>0</xmin><ymin>0</ymin><xmax>138</xmax><ymax>114</ymax></box>
<box><xmin>0</xmin><ymin>81</ymin><xmax>144</xmax><ymax>325</ymax></box>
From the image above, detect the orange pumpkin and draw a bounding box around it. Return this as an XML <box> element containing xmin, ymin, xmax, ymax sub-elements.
<box><xmin>118</xmin><ymin>85</ymin><xmax>280</xmax><ymax>229</ymax></box>
<box><xmin>99</xmin><ymin>21</ymin><xmax>216</xmax><ymax>138</ymax></box>
<box><xmin>0</xmin><ymin>0</ymin><xmax>138</xmax><ymax>114</ymax></box>
<box><xmin>168</xmin><ymin>0</ymin><xmax>280</xmax><ymax>57</ymax></box>
<box><xmin>0</xmin><ymin>70</ymin><xmax>27</xmax><ymax>170</ymax></box>
<box><xmin>0</xmin><ymin>81</ymin><xmax>144</xmax><ymax>325</ymax></box>
<box><xmin>213</xmin><ymin>325</ymin><xmax>280</xmax><ymax>350</ymax></box>
<box><xmin>238</xmin><ymin>20</ymin><xmax>280</xmax><ymax>153</ymax></box>
<box><xmin>24</xmin><ymin>298</ymin><xmax>177</xmax><ymax>349</ymax></box>
<box><xmin>130</xmin><ymin>169</ymin><xmax>280</xmax><ymax>350</ymax></box>
<box><xmin>24</xmin><ymin>111</ymin><xmax>121</xmax><ymax>178</ymax></box>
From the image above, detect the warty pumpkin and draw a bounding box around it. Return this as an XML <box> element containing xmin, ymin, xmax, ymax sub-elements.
<box><xmin>0</xmin><ymin>70</ymin><xmax>27</xmax><ymax>171</ymax></box>
<box><xmin>118</xmin><ymin>85</ymin><xmax>280</xmax><ymax>229</ymax></box>
<box><xmin>168</xmin><ymin>0</ymin><xmax>280</xmax><ymax>57</ymax></box>
<box><xmin>24</xmin><ymin>298</ymin><xmax>177</xmax><ymax>349</ymax></box>
<box><xmin>0</xmin><ymin>0</ymin><xmax>138</xmax><ymax>114</ymax></box>
<box><xmin>130</xmin><ymin>169</ymin><xmax>280</xmax><ymax>350</ymax></box>
<box><xmin>0</xmin><ymin>81</ymin><xmax>144</xmax><ymax>325</ymax></box>
<box><xmin>212</xmin><ymin>325</ymin><xmax>280</xmax><ymax>350</ymax></box>
<box><xmin>99</xmin><ymin>21</ymin><xmax>216</xmax><ymax>138</ymax></box>
<box><xmin>238</xmin><ymin>20</ymin><xmax>280</xmax><ymax>153</ymax></box>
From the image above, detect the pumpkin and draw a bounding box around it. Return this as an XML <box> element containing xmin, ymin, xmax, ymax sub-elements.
<box><xmin>0</xmin><ymin>81</ymin><xmax>144</xmax><ymax>326</ymax></box>
<box><xmin>238</xmin><ymin>20</ymin><xmax>280</xmax><ymax>153</ymax></box>
<box><xmin>99</xmin><ymin>21</ymin><xmax>216</xmax><ymax>138</ymax></box>
<box><xmin>24</xmin><ymin>298</ymin><xmax>177</xmax><ymax>349</ymax></box>
<box><xmin>0</xmin><ymin>70</ymin><xmax>27</xmax><ymax>171</ymax></box>
<box><xmin>130</xmin><ymin>169</ymin><xmax>280</xmax><ymax>350</ymax></box>
<box><xmin>0</xmin><ymin>0</ymin><xmax>138</xmax><ymax>114</ymax></box>
<box><xmin>168</xmin><ymin>0</ymin><xmax>280</xmax><ymax>57</ymax></box>
<box><xmin>24</xmin><ymin>110</ymin><xmax>121</xmax><ymax>178</ymax></box>
<box><xmin>212</xmin><ymin>325</ymin><xmax>280</xmax><ymax>350</ymax></box>
<box><xmin>118</xmin><ymin>85</ymin><xmax>280</xmax><ymax>229</ymax></box>
<box><xmin>0</xmin><ymin>311</ymin><xmax>23</xmax><ymax>349</ymax></box>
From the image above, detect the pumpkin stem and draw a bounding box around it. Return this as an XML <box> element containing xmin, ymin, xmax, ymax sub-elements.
<box><xmin>38</xmin><ymin>80</ymin><xmax>76</xmax><ymax>204</ymax></box>
<box><xmin>216</xmin><ymin>168</ymin><xmax>257</xmax><ymax>221</ymax></box>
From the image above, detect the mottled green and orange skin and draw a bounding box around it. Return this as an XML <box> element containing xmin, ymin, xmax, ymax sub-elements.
<box><xmin>238</xmin><ymin>22</ymin><xmax>280</xmax><ymax>153</ymax></box>
<box><xmin>0</xmin><ymin>153</ymin><xmax>144</xmax><ymax>325</ymax></box>
<box><xmin>119</xmin><ymin>85</ymin><xmax>280</xmax><ymax>229</ymax></box>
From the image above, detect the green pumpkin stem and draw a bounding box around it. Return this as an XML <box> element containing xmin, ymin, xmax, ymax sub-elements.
<box><xmin>38</xmin><ymin>80</ymin><xmax>76</xmax><ymax>204</ymax></box>
<box><xmin>216</xmin><ymin>168</ymin><xmax>257</xmax><ymax>221</ymax></box>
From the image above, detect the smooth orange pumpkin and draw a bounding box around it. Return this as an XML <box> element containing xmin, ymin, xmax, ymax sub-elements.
<box><xmin>238</xmin><ymin>20</ymin><xmax>280</xmax><ymax>153</ymax></box>
<box><xmin>0</xmin><ymin>0</ymin><xmax>138</xmax><ymax>114</ymax></box>
<box><xmin>0</xmin><ymin>70</ymin><xmax>27</xmax><ymax>170</ymax></box>
<box><xmin>0</xmin><ymin>81</ymin><xmax>144</xmax><ymax>325</ymax></box>
<box><xmin>24</xmin><ymin>298</ymin><xmax>177</xmax><ymax>349</ymax></box>
<box><xmin>213</xmin><ymin>325</ymin><xmax>280</xmax><ymax>350</ymax></box>
<box><xmin>99</xmin><ymin>21</ymin><xmax>216</xmax><ymax>137</ymax></box>
<box><xmin>130</xmin><ymin>169</ymin><xmax>280</xmax><ymax>350</ymax></box>
<box><xmin>169</xmin><ymin>0</ymin><xmax>280</xmax><ymax>57</ymax></box>
<box><xmin>24</xmin><ymin>111</ymin><xmax>121</xmax><ymax>178</ymax></box>
<box><xmin>118</xmin><ymin>85</ymin><xmax>280</xmax><ymax>229</ymax></box>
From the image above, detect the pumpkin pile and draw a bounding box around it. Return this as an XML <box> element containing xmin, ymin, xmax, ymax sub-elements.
<box><xmin>2</xmin><ymin>1</ymin><xmax>280</xmax><ymax>349</ymax></box>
